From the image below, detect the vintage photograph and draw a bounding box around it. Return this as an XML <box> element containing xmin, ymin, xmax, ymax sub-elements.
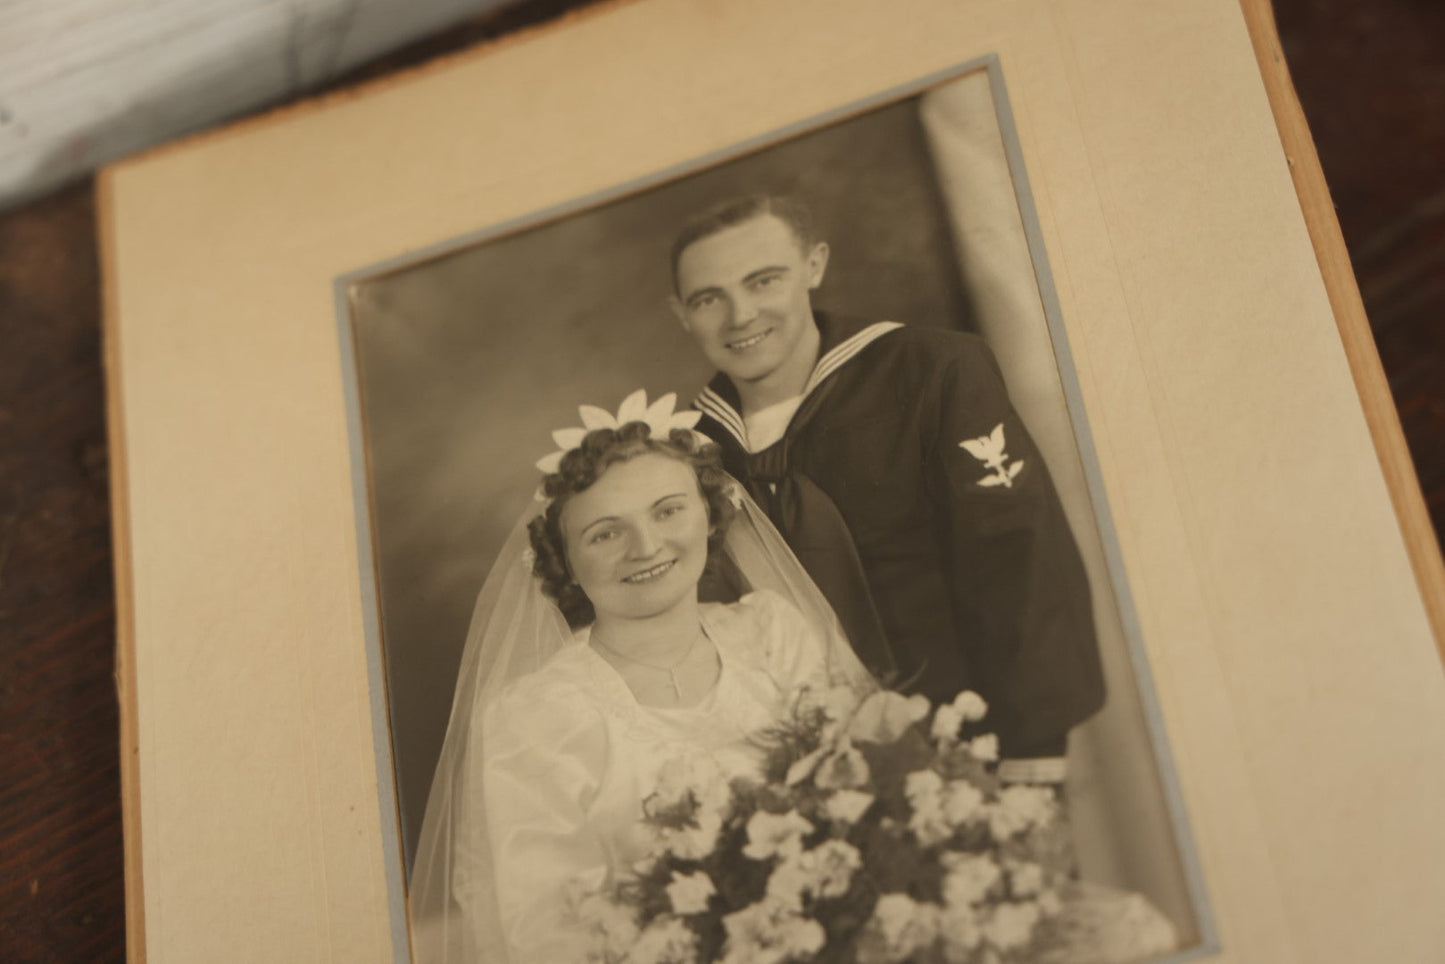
<box><xmin>340</xmin><ymin>60</ymin><xmax>1210</xmax><ymax>964</ymax></box>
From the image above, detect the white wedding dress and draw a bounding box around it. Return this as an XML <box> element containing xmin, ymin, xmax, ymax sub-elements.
<box><xmin>476</xmin><ymin>590</ymin><xmax>833</xmax><ymax>962</ymax></box>
<box><xmin>456</xmin><ymin>591</ymin><xmax>1183</xmax><ymax>964</ymax></box>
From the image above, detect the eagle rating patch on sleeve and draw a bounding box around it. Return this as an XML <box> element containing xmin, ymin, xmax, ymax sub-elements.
<box><xmin>959</xmin><ymin>423</ymin><xmax>1026</xmax><ymax>489</ymax></box>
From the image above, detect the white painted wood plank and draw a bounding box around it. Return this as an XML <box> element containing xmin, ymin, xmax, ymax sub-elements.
<box><xmin>0</xmin><ymin>0</ymin><xmax>511</xmax><ymax>206</ymax></box>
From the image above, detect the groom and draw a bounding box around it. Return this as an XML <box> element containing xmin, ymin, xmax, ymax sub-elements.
<box><xmin>670</xmin><ymin>195</ymin><xmax>1104</xmax><ymax>783</ymax></box>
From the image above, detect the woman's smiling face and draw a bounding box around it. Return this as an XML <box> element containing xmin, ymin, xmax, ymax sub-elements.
<box><xmin>560</xmin><ymin>452</ymin><xmax>711</xmax><ymax>625</ymax></box>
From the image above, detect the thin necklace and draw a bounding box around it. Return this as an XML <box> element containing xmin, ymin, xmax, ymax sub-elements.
<box><xmin>592</xmin><ymin>629</ymin><xmax>704</xmax><ymax>702</ymax></box>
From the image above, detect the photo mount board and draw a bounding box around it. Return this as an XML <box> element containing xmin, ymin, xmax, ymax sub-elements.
<box><xmin>100</xmin><ymin>1</ymin><xmax>1445</xmax><ymax>962</ymax></box>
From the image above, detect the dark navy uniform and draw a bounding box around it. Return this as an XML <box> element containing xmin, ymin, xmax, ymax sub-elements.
<box><xmin>695</xmin><ymin>315</ymin><xmax>1104</xmax><ymax>759</ymax></box>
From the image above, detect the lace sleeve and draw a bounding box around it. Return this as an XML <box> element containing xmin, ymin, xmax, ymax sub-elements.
<box><xmin>473</xmin><ymin>676</ymin><xmax>611</xmax><ymax>960</ymax></box>
<box><xmin>734</xmin><ymin>589</ymin><xmax>836</xmax><ymax>693</ymax></box>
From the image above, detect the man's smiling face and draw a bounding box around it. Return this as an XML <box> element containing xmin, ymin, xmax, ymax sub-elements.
<box><xmin>672</xmin><ymin>213</ymin><xmax>828</xmax><ymax>402</ymax></box>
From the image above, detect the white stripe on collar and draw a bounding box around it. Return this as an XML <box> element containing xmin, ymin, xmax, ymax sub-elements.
<box><xmin>695</xmin><ymin>320</ymin><xmax>903</xmax><ymax>448</ymax></box>
<box><xmin>803</xmin><ymin>321</ymin><xmax>903</xmax><ymax>394</ymax></box>
<box><xmin>695</xmin><ymin>391</ymin><xmax>747</xmax><ymax>443</ymax></box>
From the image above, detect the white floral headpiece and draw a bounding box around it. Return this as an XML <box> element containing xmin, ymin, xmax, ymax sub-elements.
<box><xmin>534</xmin><ymin>389</ymin><xmax>704</xmax><ymax>475</ymax></box>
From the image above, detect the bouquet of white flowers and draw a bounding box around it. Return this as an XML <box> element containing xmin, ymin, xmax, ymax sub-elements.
<box><xmin>569</xmin><ymin>687</ymin><xmax>1081</xmax><ymax>964</ymax></box>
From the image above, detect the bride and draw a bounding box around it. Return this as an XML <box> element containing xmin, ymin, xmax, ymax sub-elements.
<box><xmin>407</xmin><ymin>391</ymin><xmax>873</xmax><ymax>963</ymax></box>
<box><xmin>408</xmin><ymin>390</ymin><xmax>1179</xmax><ymax>964</ymax></box>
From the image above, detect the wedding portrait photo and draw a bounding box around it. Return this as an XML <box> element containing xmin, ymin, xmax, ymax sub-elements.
<box><xmin>338</xmin><ymin>59</ymin><xmax>1212</xmax><ymax>964</ymax></box>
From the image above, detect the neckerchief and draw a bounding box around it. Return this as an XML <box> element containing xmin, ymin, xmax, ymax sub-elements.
<box><xmin>694</xmin><ymin>314</ymin><xmax>903</xmax><ymax>678</ymax></box>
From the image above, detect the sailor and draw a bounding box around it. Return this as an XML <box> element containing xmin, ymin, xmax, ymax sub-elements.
<box><xmin>671</xmin><ymin>195</ymin><xmax>1105</xmax><ymax>780</ymax></box>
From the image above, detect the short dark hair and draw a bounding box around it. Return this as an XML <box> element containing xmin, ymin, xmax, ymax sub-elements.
<box><xmin>670</xmin><ymin>195</ymin><xmax>816</xmax><ymax>292</ymax></box>
<box><xmin>527</xmin><ymin>422</ymin><xmax>737</xmax><ymax>628</ymax></box>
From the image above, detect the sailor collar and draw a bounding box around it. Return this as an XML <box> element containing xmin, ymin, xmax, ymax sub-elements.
<box><xmin>694</xmin><ymin>315</ymin><xmax>903</xmax><ymax>448</ymax></box>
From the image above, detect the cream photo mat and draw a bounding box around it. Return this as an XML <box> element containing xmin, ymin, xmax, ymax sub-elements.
<box><xmin>102</xmin><ymin>1</ymin><xmax>1445</xmax><ymax>962</ymax></box>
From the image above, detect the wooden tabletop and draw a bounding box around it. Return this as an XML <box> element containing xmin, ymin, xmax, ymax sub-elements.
<box><xmin>1</xmin><ymin>1</ymin><xmax>1440</xmax><ymax>960</ymax></box>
